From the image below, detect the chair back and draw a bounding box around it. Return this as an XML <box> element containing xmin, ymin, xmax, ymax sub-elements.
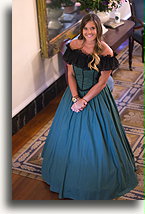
<box><xmin>129</xmin><ymin>0</ymin><xmax>144</xmax><ymax>24</ymax></box>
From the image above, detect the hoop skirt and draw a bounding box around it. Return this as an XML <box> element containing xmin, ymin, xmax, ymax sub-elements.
<box><xmin>41</xmin><ymin>44</ymin><xmax>138</xmax><ymax>200</ymax></box>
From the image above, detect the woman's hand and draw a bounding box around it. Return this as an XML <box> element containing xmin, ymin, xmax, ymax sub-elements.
<box><xmin>71</xmin><ymin>99</ymin><xmax>88</xmax><ymax>113</ymax></box>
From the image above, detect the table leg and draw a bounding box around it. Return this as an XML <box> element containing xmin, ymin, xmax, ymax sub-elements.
<box><xmin>129</xmin><ymin>36</ymin><xmax>133</xmax><ymax>70</ymax></box>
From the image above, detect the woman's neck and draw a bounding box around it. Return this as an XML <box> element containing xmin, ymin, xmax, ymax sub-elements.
<box><xmin>80</xmin><ymin>40</ymin><xmax>96</xmax><ymax>55</ymax></box>
<box><xmin>84</xmin><ymin>40</ymin><xmax>96</xmax><ymax>46</ymax></box>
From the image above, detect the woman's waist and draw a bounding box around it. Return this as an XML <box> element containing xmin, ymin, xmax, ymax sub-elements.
<box><xmin>77</xmin><ymin>83</ymin><xmax>95</xmax><ymax>97</ymax></box>
<box><xmin>76</xmin><ymin>80</ymin><xmax>97</xmax><ymax>91</ymax></box>
<box><xmin>77</xmin><ymin>85</ymin><xmax>93</xmax><ymax>92</ymax></box>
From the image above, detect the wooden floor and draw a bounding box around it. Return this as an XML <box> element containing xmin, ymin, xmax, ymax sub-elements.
<box><xmin>12</xmin><ymin>90</ymin><xmax>68</xmax><ymax>200</ymax></box>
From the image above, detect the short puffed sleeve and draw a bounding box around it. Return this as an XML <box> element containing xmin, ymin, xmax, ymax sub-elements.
<box><xmin>97</xmin><ymin>55</ymin><xmax>119</xmax><ymax>71</ymax></box>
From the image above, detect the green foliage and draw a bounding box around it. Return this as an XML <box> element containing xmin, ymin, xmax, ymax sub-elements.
<box><xmin>46</xmin><ymin>0</ymin><xmax>124</xmax><ymax>11</ymax></box>
<box><xmin>77</xmin><ymin>0</ymin><xmax>123</xmax><ymax>12</ymax></box>
<box><xmin>77</xmin><ymin>0</ymin><xmax>98</xmax><ymax>11</ymax></box>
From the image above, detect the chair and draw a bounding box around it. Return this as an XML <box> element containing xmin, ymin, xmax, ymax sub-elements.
<box><xmin>129</xmin><ymin>0</ymin><xmax>144</xmax><ymax>62</ymax></box>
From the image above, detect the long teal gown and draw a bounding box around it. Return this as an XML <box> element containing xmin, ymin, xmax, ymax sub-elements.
<box><xmin>41</xmin><ymin>44</ymin><xmax>138</xmax><ymax>200</ymax></box>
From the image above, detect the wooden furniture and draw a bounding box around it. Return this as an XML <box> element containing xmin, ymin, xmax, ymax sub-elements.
<box><xmin>104</xmin><ymin>19</ymin><xmax>135</xmax><ymax>70</ymax></box>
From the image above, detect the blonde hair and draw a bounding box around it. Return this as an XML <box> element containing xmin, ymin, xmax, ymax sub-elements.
<box><xmin>78</xmin><ymin>13</ymin><xmax>103</xmax><ymax>71</ymax></box>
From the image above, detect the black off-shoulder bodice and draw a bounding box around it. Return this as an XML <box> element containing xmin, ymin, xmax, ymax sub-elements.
<box><xmin>63</xmin><ymin>43</ymin><xmax>119</xmax><ymax>92</ymax></box>
<box><xmin>63</xmin><ymin>43</ymin><xmax>119</xmax><ymax>71</ymax></box>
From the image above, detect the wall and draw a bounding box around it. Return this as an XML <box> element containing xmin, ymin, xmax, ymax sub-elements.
<box><xmin>12</xmin><ymin>0</ymin><xmax>65</xmax><ymax>117</ymax></box>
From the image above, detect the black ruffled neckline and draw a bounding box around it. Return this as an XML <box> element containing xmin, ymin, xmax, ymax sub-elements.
<box><xmin>63</xmin><ymin>43</ymin><xmax>119</xmax><ymax>71</ymax></box>
<box><xmin>66</xmin><ymin>43</ymin><xmax>115</xmax><ymax>58</ymax></box>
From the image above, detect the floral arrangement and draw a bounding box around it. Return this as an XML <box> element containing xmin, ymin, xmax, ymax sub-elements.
<box><xmin>108</xmin><ymin>0</ymin><xmax>127</xmax><ymax>10</ymax></box>
<box><xmin>78</xmin><ymin>0</ymin><xmax>127</xmax><ymax>12</ymax></box>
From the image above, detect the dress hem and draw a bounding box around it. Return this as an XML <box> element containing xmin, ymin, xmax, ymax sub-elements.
<box><xmin>42</xmin><ymin>178</ymin><xmax>138</xmax><ymax>200</ymax></box>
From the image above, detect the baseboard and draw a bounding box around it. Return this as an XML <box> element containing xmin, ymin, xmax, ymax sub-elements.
<box><xmin>12</xmin><ymin>74</ymin><xmax>67</xmax><ymax>135</ymax></box>
<box><xmin>12</xmin><ymin>76</ymin><xmax>60</xmax><ymax>118</ymax></box>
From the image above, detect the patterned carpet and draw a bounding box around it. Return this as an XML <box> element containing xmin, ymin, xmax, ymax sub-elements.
<box><xmin>12</xmin><ymin>43</ymin><xmax>144</xmax><ymax>200</ymax></box>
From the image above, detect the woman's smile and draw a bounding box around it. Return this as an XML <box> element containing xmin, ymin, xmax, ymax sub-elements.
<box><xmin>83</xmin><ymin>21</ymin><xmax>97</xmax><ymax>41</ymax></box>
<box><xmin>86</xmin><ymin>34</ymin><xmax>94</xmax><ymax>38</ymax></box>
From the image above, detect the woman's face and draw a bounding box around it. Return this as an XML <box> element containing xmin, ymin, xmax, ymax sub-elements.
<box><xmin>82</xmin><ymin>21</ymin><xmax>97</xmax><ymax>42</ymax></box>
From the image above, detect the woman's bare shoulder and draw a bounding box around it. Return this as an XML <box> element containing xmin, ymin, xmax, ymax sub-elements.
<box><xmin>100</xmin><ymin>41</ymin><xmax>113</xmax><ymax>56</ymax></box>
<box><xmin>70</xmin><ymin>39</ymin><xmax>83</xmax><ymax>50</ymax></box>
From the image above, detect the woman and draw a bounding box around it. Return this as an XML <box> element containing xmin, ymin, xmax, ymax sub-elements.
<box><xmin>41</xmin><ymin>13</ymin><xmax>138</xmax><ymax>200</ymax></box>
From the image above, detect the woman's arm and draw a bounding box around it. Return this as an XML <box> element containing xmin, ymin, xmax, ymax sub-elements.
<box><xmin>68</xmin><ymin>64</ymin><xmax>87</xmax><ymax>112</ymax></box>
<box><xmin>83</xmin><ymin>69</ymin><xmax>112</xmax><ymax>102</ymax></box>
<box><xmin>67</xmin><ymin>64</ymin><xmax>78</xmax><ymax>97</ymax></box>
<box><xmin>67</xmin><ymin>39</ymin><xmax>82</xmax><ymax>97</ymax></box>
<box><xmin>67</xmin><ymin>40</ymin><xmax>88</xmax><ymax>112</ymax></box>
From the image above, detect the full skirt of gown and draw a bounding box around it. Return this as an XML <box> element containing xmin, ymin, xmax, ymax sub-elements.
<box><xmin>41</xmin><ymin>66</ymin><xmax>138</xmax><ymax>200</ymax></box>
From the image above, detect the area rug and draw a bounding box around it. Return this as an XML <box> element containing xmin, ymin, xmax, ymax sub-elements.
<box><xmin>12</xmin><ymin>43</ymin><xmax>144</xmax><ymax>200</ymax></box>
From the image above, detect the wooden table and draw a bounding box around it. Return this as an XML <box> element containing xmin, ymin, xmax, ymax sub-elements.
<box><xmin>104</xmin><ymin>19</ymin><xmax>135</xmax><ymax>70</ymax></box>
